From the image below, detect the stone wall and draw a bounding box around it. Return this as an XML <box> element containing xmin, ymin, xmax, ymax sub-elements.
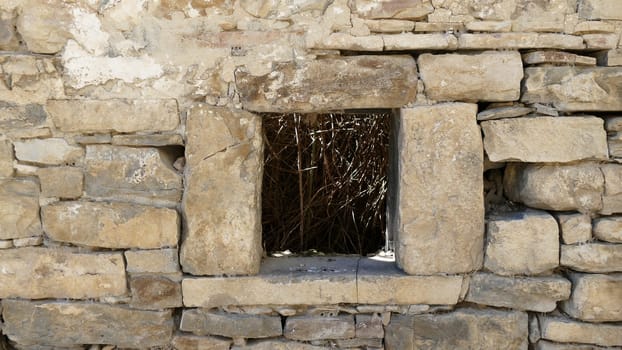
<box><xmin>0</xmin><ymin>0</ymin><xmax>622</xmax><ymax>349</ymax></box>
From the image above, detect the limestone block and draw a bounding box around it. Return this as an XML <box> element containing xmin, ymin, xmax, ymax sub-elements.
<box><xmin>14</xmin><ymin>138</ymin><xmax>83</xmax><ymax>165</ymax></box>
<box><xmin>382</xmin><ymin>33</ymin><xmax>457</xmax><ymax>50</ymax></box>
<box><xmin>414</xmin><ymin>22</ymin><xmax>465</xmax><ymax>32</ymax></box>
<box><xmin>172</xmin><ymin>335</ymin><xmax>231</xmax><ymax>350</ymax></box>
<box><xmin>466</xmin><ymin>21</ymin><xmax>512</xmax><ymax>32</ymax></box>
<box><xmin>583</xmin><ymin>33</ymin><xmax>619</xmax><ymax>49</ymax></box>
<box><xmin>111</xmin><ymin>134</ymin><xmax>184</xmax><ymax>147</ymax></box>
<box><xmin>311</xmin><ymin>33</ymin><xmax>383</xmax><ymax>51</ymax></box>
<box><xmin>539</xmin><ymin>315</ymin><xmax>622</xmax><ymax>347</ymax></box>
<box><xmin>0</xmin><ymin>55</ymin><xmax>65</xmax><ymax>105</ymax></box>
<box><xmin>355</xmin><ymin>314</ymin><xmax>384</xmax><ymax>339</ymax></box>
<box><xmin>231</xmin><ymin>340</ymin><xmax>326</xmax><ymax>350</ymax></box>
<box><xmin>458</xmin><ymin>33</ymin><xmax>585</xmax><ymax>50</ymax></box>
<box><xmin>605</xmin><ymin>117</ymin><xmax>622</xmax><ymax>131</ymax></box>
<box><xmin>336</xmin><ymin>338</ymin><xmax>383</xmax><ymax>348</ymax></box>
<box><xmin>392</xmin><ymin>104</ymin><xmax>484</xmax><ymax>275</ymax></box>
<box><xmin>610</xmin><ymin>138</ymin><xmax>622</xmax><ymax>158</ymax></box>
<box><xmin>0</xmin><ymin>11</ymin><xmax>19</xmax><ymax>50</ymax></box>
<box><xmin>0</xmin><ymin>178</ymin><xmax>41</xmax><ymax>240</ymax></box>
<box><xmin>0</xmin><ymin>103</ymin><xmax>47</xmax><ymax>132</ymax></box>
<box><xmin>573</xmin><ymin>21</ymin><xmax>616</xmax><ymax>34</ymax></box>
<box><xmin>85</xmin><ymin>145</ymin><xmax>182</xmax><ymax>206</ymax></box>
<box><xmin>15</xmin><ymin>1</ymin><xmax>72</xmax><ymax>53</ymax></box>
<box><xmin>0</xmin><ymin>139</ymin><xmax>12</xmax><ymax>178</ymax></box>
<box><xmin>554</xmin><ymin>213</ymin><xmax>592</xmax><ymax>244</ymax></box>
<box><xmin>42</xmin><ymin>201</ymin><xmax>179</xmax><ymax>249</ymax></box>
<box><xmin>0</xmin><ymin>247</ymin><xmax>126</xmax><ymax>299</ymax></box>
<box><xmin>74</xmin><ymin>133</ymin><xmax>112</xmax><ymax>144</ymax></box>
<box><xmin>12</xmin><ymin>235</ymin><xmax>42</xmax><ymax>247</ymax></box>
<box><xmin>484</xmin><ymin>209</ymin><xmax>559</xmax><ymax>276</ymax></box>
<box><xmin>239</xmin><ymin>0</ymin><xmax>330</xmax><ymax>19</ymax></box>
<box><xmin>465</xmin><ymin>273</ymin><xmax>571</xmax><ymax>312</ymax></box>
<box><xmin>522</xmin><ymin>51</ymin><xmax>596</xmax><ymax>66</ymax></box>
<box><xmin>351</xmin><ymin>0</ymin><xmax>434</xmax><ymax>19</ymax></box>
<box><xmin>182</xmin><ymin>257</ymin><xmax>357</xmax><ymax>307</ymax></box>
<box><xmin>129</xmin><ymin>275</ymin><xmax>182</xmax><ymax>310</ymax></box>
<box><xmin>561</xmin><ymin>272</ymin><xmax>622</xmax><ymax>322</ymax></box>
<box><xmin>561</xmin><ymin>243</ymin><xmax>622</xmax><ymax>272</ymax></box>
<box><xmin>46</xmin><ymin>99</ymin><xmax>179</xmax><ymax>133</ymax></box>
<box><xmin>579</xmin><ymin>0</ymin><xmax>622</xmax><ymax>20</ymax></box>
<box><xmin>504</xmin><ymin>163</ymin><xmax>604</xmax><ymax>213</ymax></box>
<box><xmin>481</xmin><ymin>117</ymin><xmax>608</xmax><ymax>162</ymax></box>
<box><xmin>180</xmin><ymin>106</ymin><xmax>262</xmax><ymax>276</ymax></box>
<box><xmin>523</xmin><ymin>67</ymin><xmax>622</xmax><ymax>111</ymax></box>
<box><xmin>593</xmin><ymin>216</ymin><xmax>622</xmax><ymax>243</ymax></box>
<box><xmin>125</xmin><ymin>249</ymin><xmax>179</xmax><ymax>274</ymax></box>
<box><xmin>418</xmin><ymin>51</ymin><xmax>522</xmax><ymax>102</ymax></box>
<box><xmin>284</xmin><ymin>315</ymin><xmax>355</xmax><ymax>341</ymax></box>
<box><xmin>476</xmin><ymin>106</ymin><xmax>534</xmax><ymax>121</ymax></box>
<box><xmin>236</xmin><ymin>56</ymin><xmax>418</xmax><ymax>113</ymax></box>
<box><xmin>535</xmin><ymin>340</ymin><xmax>613</xmax><ymax>350</ymax></box>
<box><xmin>2</xmin><ymin>300</ymin><xmax>173</xmax><ymax>347</ymax></box>
<box><xmin>180</xmin><ymin>309</ymin><xmax>282</xmax><ymax>338</ymax></box>
<box><xmin>364</xmin><ymin>19</ymin><xmax>414</xmax><ymax>33</ymax></box>
<box><xmin>37</xmin><ymin>166</ymin><xmax>83</xmax><ymax>198</ymax></box>
<box><xmin>596</xmin><ymin>49</ymin><xmax>622</xmax><ymax>66</ymax></box>
<box><xmin>601</xmin><ymin>163</ymin><xmax>622</xmax><ymax>214</ymax></box>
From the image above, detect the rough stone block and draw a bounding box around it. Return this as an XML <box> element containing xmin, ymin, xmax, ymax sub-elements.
<box><xmin>0</xmin><ymin>103</ymin><xmax>47</xmax><ymax>131</ymax></box>
<box><xmin>482</xmin><ymin>117</ymin><xmax>608</xmax><ymax>162</ymax></box>
<box><xmin>111</xmin><ymin>134</ymin><xmax>184</xmax><ymax>147</ymax></box>
<box><xmin>2</xmin><ymin>300</ymin><xmax>173</xmax><ymax>347</ymax></box>
<box><xmin>523</xmin><ymin>67</ymin><xmax>622</xmax><ymax>111</ymax></box>
<box><xmin>311</xmin><ymin>33</ymin><xmax>384</xmax><ymax>51</ymax></box>
<box><xmin>37</xmin><ymin>166</ymin><xmax>83</xmax><ymax>198</ymax></box>
<box><xmin>15</xmin><ymin>1</ymin><xmax>71</xmax><ymax>54</ymax></box>
<box><xmin>522</xmin><ymin>51</ymin><xmax>596</xmax><ymax>66</ymax></box>
<box><xmin>231</xmin><ymin>340</ymin><xmax>327</xmax><ymax>350</ymax></box>
<box><xmin>46</xmin><ymin>99</ymin><xmax>179</xmax><ymax>133</ymax></box>
<box><xmin>180</xmin><ymin>106</ymin><xmax>262</xmax><ymax>276</ymax></box>
<box><xmin>418</xmin><ymin>51</ymin><xmax>522</xmax><ymax>102</ymax></box>
<box><xmin>476</xmin><ymin>105</ymin><xmax>534</xmax><ymax>121</ymax></box>
<box><xmin>355</xmin><ymin>314</ymin><xmax>384</xmax><ymax>339</ymax></box>
<box><xmin>504</xmin><ymin>163</ymin><xmax>604</xmax><ymax>214</ymax></box>
<box><xmin>236</xmin><ymin>56</ymin><xmax>417</xmax><ymax>113</ymax></box>
<box><xmin>284</xmin><ymin>315</ymin><xmax>354</xmax><ymax>341</ymax></box>
<box><xmin>172</xmin><ymin>335</ymin><xmax>231</xmax><ymax>350</ymax></box>
<box><xmin>85</xmin><ymin>145</ymin><xmax>182</xmax><ymax>206</ymax></box>
<box><xmin>573</xmin><ymin>20</ymin><xmax>616</xmax><ymax>34</ymax></box>
<box><xmin>0</xmin><ymin>139</ymin><xmax>13</xmax><ymax>178</ymax></box>
<box><xmin>465</xmin><ymin>273</ymin><xmax>571</xmax><ymax>312</ymax></box>
<box><xmin>0</xmin><ymin>55</ymin><xmax>64</xmax><ymax>105</ymax></box>
<box><xmin>583</xmin><ymin>33</ymin><xmax>619</xmax><ymax>49</ymax></box>
<box><xmin>392</xmin><ymin>104</ymin><xmax>484</xmax><ymax>275</ymax></box>
<box><xmin>561</xmin><ymin>243</ymin><xmax>622</xmax><ymax>273</ymax></box>
<box><xmin>601</xmin><ymin>163</ymin><xmax>622</xmax><ymax>214</ymax></box>
<box><xmin>129</xmin><ymin>275</ymin><xmax>182</xmax><ymax>310</ymax></box>
<box><xmin>385</xmin><ymin>315</ymin><xmax>414</xmax><ymax>350</ymax></box>
<box><xmin>539</xmin><ymin>315</ymin><xmax>622</xmax><ymax>347</ymax></box>
<box><xmin>466</xmin><ymin>21</ymin><xmax>512</xmax><ymax>32</ymax></box>
<box><xmin>561</xmin><ymin>272</ymin><xmax>622</xmax><ymax>322</ymax></box>
<box><xmin>458</xmin><ymin>33</ymin><xmax>585</xmax><ymax>50</ymax></box>
<box><xmin>351</xmin><ymin>0</ymin><xmax>434</xmax><ymax>19</ymax></box>
<box><xmin>364</xmin><ymin>19</ymin><xmax>415</xmax><ymax>33</ymax></box>
<box><xmin>125</xmin><ymin>249</ymin><xmax>179</xmax><ymax>274</ymax></box>
<box><xmin>535</xmin><ymin>340</ymin><xmax>613</xmax><ymax>350</ymax></box>
<box><xmin>43</xmin><ymin>201</ymin><xmax>179</xmax><ymax>249</ymax></box>
<box><xmin>554</xmin><ymin>213</ymin><xmax>592</xmax><ymax>244</ymax></box>
<box><xmin>0</xmin><ymin>178</ymin><xmax>41</xmax><ymax>240</ymax></box>
<box><xmin>593</xmin><ymin>216</ymin><xmax>622</xmax><ymax>243</ymax></box>
<box><xmin>14</xmin><ymin>138</ymin><xmax>83</xmax><ymax>165</ymax></box>
<box><xmin>382</xmin><ymin>33</ymin><xmax>457</xmax><ymax>50</ymax></box>
<box><xmin>579</xmin><ymin>0</ymin><xmax>622</xmax><ymax>20</ymax></box>
<box><xmin>180</xmin><ymin>309</ymin><xmax>282</xmax><ymax>338</ymax></box>
<box><xmin>0</xmin><ymin>247</ymin><xmax>126</xmax><ymax>299</ymax></box>
<box><xmin>484</xmin><ymin>209</ymin><xmax>559</xmax><ymax>276</ymax></box>
<box><xmin>596</xmin><ymin>49</ymin><xmax>622</xmax><ymax>66</ymax></box>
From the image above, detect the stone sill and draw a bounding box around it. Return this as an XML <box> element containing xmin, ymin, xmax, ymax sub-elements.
<box><xmin>182</xmin><ymin>257</ymin><xmax>466</xmax><ymax>308</ymax></box>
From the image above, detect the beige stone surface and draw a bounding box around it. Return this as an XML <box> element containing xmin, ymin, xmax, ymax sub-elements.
<box><xmin>111</xmin><ymin>134</ymin><xmax>183</xmax><ymax>147</ymax></box>
<box><xmin>504</xmin><ymin>163</ymin><xmax>604</xmax><ymax>213</ymax></box>
<box><xmin>0</xmin><ymin>103</ymin><xmax>47</xmax><ymax>132</ymax></box>
<box><xmin>129</xmin><ymin>275</ymin><xmax>182</xmax><ymax>310</ymax></box>
<box><xmin>43</xmin><ymin>201</ymin><xmax>179</xmax><ymax>249</ymax></box>
<box><xmin>561</xmin><ymin>272</ymin><xmax>622</xmax><ymax>322</ymax></box>
<box><xmin>466</xmin><ymin>21</ymin><xmax>512</xmax><ymax>32</ymax></box>
<box><xmin>0</xmin><ymin>139</ymin><xmax>13</xmax><ymax>178</ymax></box>
<box><xmin>37</xmin><ymin>166</ymin><xmax>83</xmax><ymax>198</ymax></box>
<box><xmin>172</xmin><ymin>335</ymin><xmax>231</xmax><ymax>350</ymax></box>
<box><xmin>382</xmin><ymin>33</ymin><xmax>457</xmax><ymax>50</ymax></box>
<box><xmin>554</xmin><ymin>213</ymin><xmax>592</xmax><ymax>244</ymax></box>
<box><xmin>180</xmin><ymin>106</ymin><xmax>262</xmax><ymax>276</ymax></box>
<box><xmin>593</xmin><ymin>216</ymin><xmax>622</xmax><ymax>243</ymax></box>
<box><xmin>236</xmin><ymin>55</ymin><xmax>418</xmax><ymax>113</ymax></box>
<box><xmin>364</xmin><ymin>19</ymin><xmax>414</xmax><ymax>33</ymax></box>
<box><xmin>605</xmin><ymin>117</ymin><xmax>622</xmax><ymax>131</ymax></box>
<box><xmin>583</xmin><ymin>33</ymin><xmax>619</xmax><ymax>49</ymax></box>
<box><xmin>284</xmin><ymin>315</ymin><xmax>354</xmax><ymax>341</ymax></box>
<box><xmin>311</xmin><ymin>33</ymin><xmax>383</xmax><ymax>51</ymax></box>
<box><xmin>47</xmin><ymin>99</ymin><xmax>179</xmax><ymax>133</ymax></box>
<box><xmin>561</xmin><ymin>243</ymin><xmax>622</xmax><ymax>273</ymax></box>
<box><xmin>484</xmin><ymin>209</ymin><xmax>559</xmax><ymax>276</ymax></box>
<box><xmin>0</xmin><ymin>178</ymin><xmax>41</xmax><ymax>240</ymax></box>
<box><xmin>535</xmin><ymin>340</ymin><xmax>613</xmax><ymax>350</ymax></box>
<box><xmin>181</xmin><ymin>309</ymin><xmax>282</xmax><ymax>338</ymax></box>
<box><xmin>14</xmin><ymin>138</ymin><xmax>84</xmax><ymax>165</ymax></box>
<box><xmin>481</xmin><ymin>117</ymin><xmax>608</xmax><ymax>162</ymax></box>
<box><xmin>418</xmin><ymin>51</ymin><xmax>522</xmax><ymax>102</ymax></box>
<box><xmin>2</xmin><ymin>300</ymin><xmax>173</xmax><ymax>347</ymax></box>
<box><xmin>85</xmin><ymin>145</ymin><xmax>182</xmax><ymax>206</ymax></box>
<box><xmin>414</xmin><ymin>22</ymin><xmax>465</xmax><ymax>32</ymax></box>
<box><xmin>0</xmin><ymin>55</ymin><xmax>65</xmax><ymax>105</ymax></box>
<box><xmin>573</xmin><ymin>21</ymin><xmax>616</xmax><ymax>34</ymax></box>
<box><xmin>392</xmin><ymin>104</ymin><xmax>483</xmax><ymax>275</ymax></box>
<box><xmin>476</xmin><ymin>105</ymin><xmax>533</xmax><ymax>121</ymax></box>
<box><xmin>458</xmin><ymin>33</ymin><xmax>585</xmax><ymax>50</ymax></box>
<box><xmin>597</xmin><ymin>49</ymin><xmax>622</xmax><ymax>66</ymax></box>
<box><xmin>539</xmin><ymin>315</ymin><xmax>622</xmax><ymax>347</ymax></box>
<box><xmin>601</xmin><ymin>163</ymin><xmax>622</xmax><ymax>214</ymax></box>
<box><xmin>232</xmin><ymin>340</ymin><xmax>326</xmax><ymax>350</ymax></box>
<box><xmin>351</xmin><ymin>0</ymin><xmax>434</xmax><ymax>19</ymax></box>
<box><xmin>15</xmin><ymin>1</ymin><xmax>71</xmax><ymax>54</ymax></box>
<box><xmin>125</xmin><ymin>249</ymin><xmax>179</xmax><ymax>274</ymax></box>
<box><xmin>12</xmin><ymin>235</ymin><xmax>42</xmax><ymax>247</ymax></box>
<box><xmin>579</xmin><ymin>0</ymin><xmax>622</xmax><ymax>20</ymax></box>
<box><xmin>465</xmin><ymin>273</ymin><xmax>571</xmax><ymax>312</ymax></box>
<box><xmin>522</xmin><ymin>51</ymin><xmax>596</xmax><ymax>66</ymax></box>
<box><xmin>0</xmin><ymin>247</ymin><xmax>126</xmax><ymax>299</ymax></box>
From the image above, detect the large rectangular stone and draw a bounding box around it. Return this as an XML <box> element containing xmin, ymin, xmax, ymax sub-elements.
<box><xmin>0</xmin><ymin>103</ymin><xmax>47</xmax><ymax>132</ymax></box>
<box><xmin>561</xmin><ymin>272</ymin><xmax>622</xmax><ymax>322</ymax></box>
<box><xmin>42</xmin><ymin>201</ymin><xmax>179</xmax><ymax>249</ymax></box>
<box><xmin>180</xmin><ymin>106</ymin><xmax>262</xmax><ymax>276</ymax></box>
<box><xmin>125</xmin><ymin>248</ymin><xmax>180</xmax><ymax>274</ymax></box>
<box><xmin>382</xmin><ymin>33</ymin><xmax>457</xmax><ymax>50</ymax></box>
<box><xmin>46</xmin><ymin>99</ymin><xmax>179</xmax><ymax>133</ymax></box>
<box><xmin>180</xmin><ymin>309</ymin><xmax>282</xmax><ymax>338</ymax></box>
<box><xmin>2</xmin><ymin>300</ymin><xmax>173</xmax><ymax>347</ymax></box>
<box><xmin>351</xmin><ymin>0</ymin><xmax>433</xmax><ymax>19</ymax></box>
<box><xmin>13</xmin><ymin>138</ymin><xmax>84</xmax><ymax>165</ymax></box>
<box><xmin>523</xmin><ymin>67</ymin><xmax>622</xmax><ymax>111</ymax></box>
<box><xmin>129</xmin><ymin>275</ymin><xmax>182</xmax><ymax>310</ymax></box>
<box><xmin>482</xmin><ymin>117</ymin><xmax>608</xmax><ymax>162</ymax></box>
<box><xmin>579</xmin><ymin>0</ymin><xmax>622</xmax><ymax>20</ymax></box>
<box><xmin>418</xmin><ymin>51</ymin><xmax>522</xmax><ymax>102</ymax></box>
<box><xmin>593</xmin><ymin>216</ymin><xmax>622</xmax><ymax>243</ymax></box>
<box><xmin>284</xmin><ymin>315</ymin><xmax>355</xmax><ymax>341</ymax></box>
<box><xmin>0</xmin><ymin>247</ymin><xmax>126</xmax><ymax>299</ymax></box>
<box><xmin>458</xmin><ymin>33</ymin><xmax>585</xmax><ymax>50</ymax></box>
<box><xmin>0</xmin><ymin>178</ymin><xmax>41</xmax><ymax>240</ymax></box>
<box><xmin>555</xmin><ymin>213</ymin><xmax>592</xmax><ymax>244</ymax></box>
<box><xmin>561</xmin><ymin>244</ymin><xmax>622</xmax><ymax>273</ymax></box>
<box><xmin>392</xmin><ymin>104</ymin><xmax>484</xmax><ymax>274</ymax></box>
<box><xmin>236</xmin><ymin>56</ymin><xmax>418</xmax><ymax>112</ymax></box>
<box><xmin>539</xmin><ymin>315</ymin><xmax>622</xmax><ymax>347</ymax></box>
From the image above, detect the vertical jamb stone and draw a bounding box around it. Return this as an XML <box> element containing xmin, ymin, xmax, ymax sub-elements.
<box><xmin>392</xmin><ymin>103</ymin><xmax>484</xmax><ymax>275</ymax></box>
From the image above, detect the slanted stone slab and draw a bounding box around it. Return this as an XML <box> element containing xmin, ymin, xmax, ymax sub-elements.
<box><xmin>465</xmin><ymin>273</ymin><xmax>571</xmax><ymax>312</ymax></box>
<box><xmin>418</xmin><ymin>51</ymin><xmax>522</xmax><ymax>102</ymax></box>
<box><xmin>0</xmin><ymin>247</ymin><xmax>126</xmax><ymax>299</ymax></box>
<box><xmin>484</xmin><ymin>209</ymin><xmax>559</xmax><ymax>276</ymax></box>
<box><xmin>523</xmin><ymin>67</ymin><xmax>622</xmax><ymax>111</ymax></box>
<box><xmin>554</xmin><ymin>213</ymin><xmax>592</xmax><ymax>244</ymax></box>
<box><xmin>284</xmin><ymin>315</ymin><xmax>355</xmax><ymax>341</ymax></box>
<box><xmin>504</xmin><ymin>163</ymin><xmax>604</xmax><ymax>214</ymax></box>
<box><xmin>476</xmin><ymin>105</ymin><xmax>534</xmax><ymax>121</ymax></box>
<box><xmin>459</xmin><ymin>33</ymin><xmax>585</xmax><ymax>50</ymax></box>
<box><xmin>13</xmin><ymin>138</ymin><xmax>83</xmax><ymax>165</ymax></box>
<box><xmin>46</xmin><ymin>99</ymin><xmax>179</xmax><ymax>133</ymax></box>
<box><xmin>561</xmin><ymin>244</ymin><xmax>622</xmax><ymax>273</ymax></box>
<box><xmin>481</xmin><ymin>117</ymin><xmax>608</xmax><ymax>162</ymax></box>
<box><xmin>125</xmin><ymin>249</ymin><xmax>179</xmax><ymax>274</ymax></box>
<box><xmin>351</xmin><ymin>0</ymin><xmax>434</xmax><ymax>19</ymax></box>
<box><xmin>172</xmin><ymin>335</ymin><xmax>231</xmax><ymax>350</ymax></box>
<box><xmin>539</xmin><ymin>315</ymin><xmax>622</xmax><ymax>347</ymax></box>
<box><xmin>357</xmin><ymin>258</ymin><xmax>464</xmax><ymax>305</ymax></box>
<box><xmin>2</xmin><ymin>300</ymin><xmax>173</xmax><ymax>347</ymax></box>
<box><xmin>579</xmin><ymin>0</ymin><xmax>622</xmax><ymax>20</ymax></box>
<box><xmin>236</xmin><ymin>56</ymin><xmax>417</xmax><ymax>113</ymax></box>
<box><xmin>180</xmin><ymin>309</ymin><xmax>282</xmax><ymax>338</ymax></box>
<box><xmin>392</xmin><ymin>104</ymin><xmax>483</xmax><ymax>275</ymax></box>
<box><xmin>183</xmin><ymin>257</ymin><xmax>357</xmax><ymax>307</ymax></box>
<box><xmin>0</xmin><ymin>178</ymin><xmax>41</xmax><ymax>240</ymax></box>
<box><xmin>42</xmin><ymin>201</ymin><xmax>179</xmax><ymax>249</ymax></box>
<box><xmin>522</xmin><ymin>51</ymin><xmax>596</xmax><ymax>66</ymax></box>
<box><xmin>601</xmin><ymin>163</ymin><xmax>622</xmax><ymax>214</ymax></box>
<box><xmin>561</xmin><ymin>272</ymin><xmax>622</xmax><ymax>322</ymax></box>
<box><xmin>382</xmin><ymin>33</ymin><xmax>457</xmax><ymax>50</ymax></box>
<box><xmin>593</xmin><ymin>216</ymin><xmax>622</xmax><ymax>243</ymax></box>
<box><xmin>180</xmin><ymin>106</ymin><xmax>262</xmax><ymax>276</ymax></box>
